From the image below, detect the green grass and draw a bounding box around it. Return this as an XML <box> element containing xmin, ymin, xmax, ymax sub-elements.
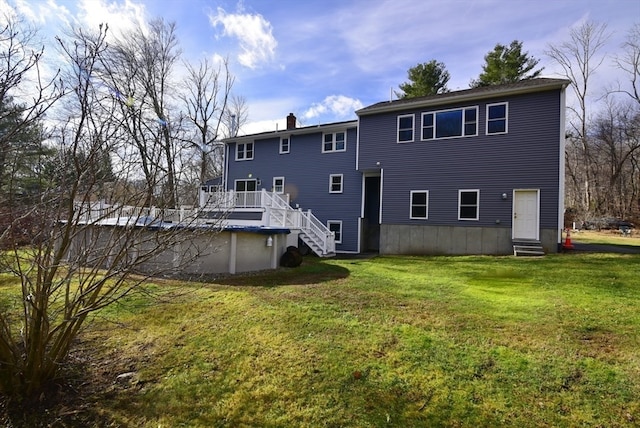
<box><xmin>572</xmin><ymin>229</ymin><xmax>640</xmax><ymax>246</ymax></box>
<box><xmin>2</xmin><ymin>252</ymin><xmax>640</xmax><ymax>427</ymax></box>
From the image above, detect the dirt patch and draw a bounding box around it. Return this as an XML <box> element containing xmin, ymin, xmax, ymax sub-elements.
<box><xmin>0</xmin><ymin>337</ymin><xmax>139</xmax><ymax>427</ymax></box>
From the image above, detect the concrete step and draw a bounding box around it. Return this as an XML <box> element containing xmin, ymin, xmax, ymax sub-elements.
<box><xmin>513</xmin><ymin>240</ymin><xmax>545</xmax><ymax>256</ymax></box>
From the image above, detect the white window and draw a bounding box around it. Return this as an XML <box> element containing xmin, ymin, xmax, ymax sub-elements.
<box><xmin>397</xmin><ymin>114</ymin><xmax>414</xmax><ymax>143</ymax></box>
<box><xmin>458</xmin><ymin>189</ymin><xmax>480</xmax><ymax>220</ymax></box>
<box><xmin>273</xmin><ymin>176</ymin><xmax>285</xmax><ymax>193</ymax></box>
<box><xmin>329</xmin><ymin>174</ymin><xmax>343</xmax><ymax>193</ymax></box>
<box><xmin>487</xmin><ymin>102</ymin><xmax>508</xmax><ymax>134</ymax></box>
<box><xmin>235</xmin><ymin>142</ymin><xmax>254</xmax><ymax>160</ymax></box>
<box><xmin>235</xmin><ymin>179</ymin><xmax>257</xmax><ymax>192</ymax></box>
<box><xmin>327</xmin><ymin>221</ymin><xmax>342</xmax><ymax>244</ymax></box>
<box><xmin>421</xmin><ymin>107</ymin><xmax>478</xmax><ymax>140</ymax></box>
<box><xmin>280</xmin><ymin>137</ymin><xmax>290</xmax><ymax>154</ymax></box>
<box><xmin>410</xmin><ymin>190</ymin><xmax>429</xmax><ymax>219</ymax></box>
<box><xmin>323</xmin><ymin>132</ymin><xmax>346</xmax><ymax>153</ymax></box>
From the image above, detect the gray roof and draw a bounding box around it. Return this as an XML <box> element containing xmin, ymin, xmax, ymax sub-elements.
<box><xmin>223</xmin><ymin>119</ymin><xmax>358</xmax><ymax>143</ymax></box>
<box><xmin>356</xmin><ymin>78</ymin><xmax>571</xmax><ymax>116</ymax></box>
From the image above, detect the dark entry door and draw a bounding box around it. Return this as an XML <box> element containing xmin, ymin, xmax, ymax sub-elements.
<box><xmin>363</xmin><ymin>175</ymin><xmax>381</xmax><ymax>252</ymax></box>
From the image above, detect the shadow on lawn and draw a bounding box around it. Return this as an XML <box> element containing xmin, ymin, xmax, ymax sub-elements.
<box><xmin>213</xmin><ymin>257</ymin><xmax>351</xmax><ymax>287</ymax></box>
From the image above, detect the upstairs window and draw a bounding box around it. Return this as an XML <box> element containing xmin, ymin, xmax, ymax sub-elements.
<box><xmin>329</xmin><ymin>174</ymin><xmax>343</xmax><ymax>193</ymax></box>
<box><xmin>280</xmin><ymin>137</ymin><xmax>290</xmax><ymax>154</ymax></box>
<box><xmin>458</xmin><ymin>189</ymin><xmax>480</xmax><ymax>220</ymax></box>
<box><xmin>236</xmin><ymin>142</ymin><xmax>254</xmax><ymax>160</ymax></box>
<box><xmin>323</xmin><ymin>132</ymin><xmax>346</xmax><ymax>152</ymax></box>
<box><xmin>422</xmin><ymin>107</ymin><xmax>478</xmax><ymax>140</ymax></box>
<box><xmin>487</xmin><ymin>102</ymin><xmax>508</xmax><ymax>134</ymax></box>
<box><xmin>410</xmin><ymin>190</ymin><xmax>429</xmax><ymax>219</ymax></box>
<box><xmin>397</xmin><ymin>114</ymin><xmax>414</xmax><ymax>143</ymax></box>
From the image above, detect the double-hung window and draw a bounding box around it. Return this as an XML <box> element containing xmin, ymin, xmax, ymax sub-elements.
<box><xmin>273</xmin><ymin>177</ymin><xmax>285</xmax><ymax>193</ymax></box>
<box><xmin>329</xmin><ymin>174</ymin><xmax>343</xmax><ymax>193</ymax></box>
<box><xmin>487</xmin><ymin>102</ymin><xmax>508</xmax><ymax>134</ymax></box>
<box><xmin>280</xmin><ymin>137</ymin><xmax>290</xmax><ymax>154</ymax></box>
<box><xmin>323</xmin><ymin>132</ymin><xmax>346</xmax><ymax>152</ymax></box>
<box><xmin>458</xmin><ymin>189</ymin><xmax>480</xmax><ymax>220</ymax></box>
<box><xmin>410</xmin><ymin>190</ymin><xmax>429</xmax><ymax>219</ymax></box>
<box><xmin>327</xmin><ymin>221</ymin><xmax>342</xmax><ymax>244</ymax></box>
<box><xmin>422</xmin><ymin>107</ymin><xmax>478</xmax><ymax>140</ymax></box>
<box><xmin>236</xmin><ymin>142</ymin><xmax>254</xmax><ymax>160</ymax></box>
<box><xmin>397</xmin><ymin>114</ymin><xmax>414</xmax><ymax>143</ymax></box>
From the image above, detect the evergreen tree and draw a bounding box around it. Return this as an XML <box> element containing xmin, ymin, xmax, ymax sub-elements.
<box><xmin>471</xmin><ymin>40</ymin><xmax>543</xmax><ymax>87</ymax></box>
<box><xmin>397</xmin><ymin>60</ymin><xmax>450</xmax><ymax>98</ymax></box>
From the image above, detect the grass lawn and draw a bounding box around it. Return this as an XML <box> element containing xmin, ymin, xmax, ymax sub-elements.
<box><xmin>1</xmin><ymin>247</ymin><xmax>639</xmax><ymax>427</ymax></box>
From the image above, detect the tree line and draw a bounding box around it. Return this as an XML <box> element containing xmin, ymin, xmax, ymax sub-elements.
<box><xmin>397</xmin><ymin>23</ymin><xmax>640</xmax><ymax>226</ymax></box>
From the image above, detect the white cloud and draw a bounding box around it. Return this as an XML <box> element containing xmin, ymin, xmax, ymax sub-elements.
<box><xmin>303</xmin><ymin>95</ymin><xmax>363</xmax><ymax>120</ymax></box>
<box><xmin>208</xmin><ymin>6</ymin><xmax>277</xmax><ymax>69</ymax></box>
<box><xmin>76</xmin><ymin>0</ymin><xmax>148</xmax><ymax>38</ymax></box>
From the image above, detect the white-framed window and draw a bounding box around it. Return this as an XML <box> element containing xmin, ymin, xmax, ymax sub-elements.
<box><xmin>235</xmin><ymin>179</ymin><xmax>257</xmax><ymax>192</ymax></box>
<box><xmin>397</xmin><ymin>114</ymin><xmax>414</xmax><ymax>143</ymax></box>
<box><xmin>422</xmin><ymin>106</ymin><xmax>478</xmax><ymax>140</ymax></box>
<box><xmin>235</xmin><ymin>142</ymin><xmax>254</xmax><ymax>160</ymax></box>
<box><xmin>487</xmin><ymin>102</ymin><xmax>508</xmax><ymax>134</ymax></box>
<box><xmin>458</xmin><ymin>189</ymin><xmax>480</xmax><ymax>220</ymax></box>
<box><xmin>273</xmin><ymin>176</ymin><xmax>285</xmax><ymax>193</ymax></box>
<box><xmin>322</xmin><ymin>132</ymin><xmax>346</xmax><ymax>153</ymax></box>
<box><xmin>327</xmin><ymin>221</ymin><xmax>342</xmax><ymax>244</ymax></box>
<box><xmin>410</xmin><ymin>190</ymin><xmax>429</xmax><ymax>219</ymax></box>
<box><xmin>280</xmin><ymin>137</ymin><xmax>290</xmax><ymax>154</ymax></box>
<box><xmin>329</xmin><ymin>174</ymin><xmax>343</xmax><ymax>193</ymax></box>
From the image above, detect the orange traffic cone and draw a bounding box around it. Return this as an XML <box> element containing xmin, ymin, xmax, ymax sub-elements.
<box><xmin>563</xmin><ymin>229</ymin><xmax>574</xmax><ymax>251</ymax></box>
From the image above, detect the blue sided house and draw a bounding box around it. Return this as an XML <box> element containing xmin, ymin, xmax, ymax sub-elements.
<box><xmin>207</xmin><ymin>78</ymin><xmax>570</xmax><ymax>257</ymax></box>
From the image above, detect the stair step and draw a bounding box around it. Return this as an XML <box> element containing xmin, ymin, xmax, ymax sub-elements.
<box><xmin>513</xmin><ymin>245</ymin><xmax>545</xmax><ymax>256</ymax></box>
<box><xmin>512</xmin><ymin>239</ymin><xmax>545</xmax><ymax>256</ymax></box>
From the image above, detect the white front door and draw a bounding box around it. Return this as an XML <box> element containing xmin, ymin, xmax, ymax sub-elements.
<box><xmin>513</xmin><ymin>190</ymin><xmax>539</xmax><ymax>240</ymax></box>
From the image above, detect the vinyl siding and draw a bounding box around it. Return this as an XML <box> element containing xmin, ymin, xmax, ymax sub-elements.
<box><xmin>358</xmin><ymin>89</ymin><xmax>562</xmax><ymax>229</ymax></box>
<box><xmin>226</xmin><ymin>127</ymin><xmax>361</xmax><ymax>252</ymax></box>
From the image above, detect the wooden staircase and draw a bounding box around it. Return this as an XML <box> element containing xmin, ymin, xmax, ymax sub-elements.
<box><xmin>512</xmin><ymin>239</ymin><xmax>545</xmax><ymax>256</ymax></box>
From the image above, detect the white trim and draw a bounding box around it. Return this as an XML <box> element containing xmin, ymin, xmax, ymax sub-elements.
<box><xmin>458</xmin><ymin>189</ymin><xmax>480</xmax><ymax>221</ymax></box>
<box><xmin>235</xmin><ymin>142</ymin><xmax>254</xmax><ymax>161</ymax></box>
<box><xmin>329</xmin><ymin>174</ymin><xmax>343</xmax><ymax>193</ymax></box>
<box><xmin>409</xmin><ymin>190</ymin><xmax>429</xmax><ymax>219</ymax></box>
<box><xmin>420</xmin><ymin>106</ymin><xmax>478</xmax><ymax>141</ymax></box>
<box><xmin>397</xmin><ymin>114</ymin><xmax>415</xmax><ymax>143</ymax></box>
<box><xmin>272</xmin><ymin>176</ymin><xmax>285</xmax><ymax>193</ymax></box>
<box><xmin>355</xmin><ymin>117</ymin><xmax>361</xmax><ymax>170</ymax></box>
<box><xmin>558</xmin><ymin>88</ymin><xmax>567</xmax><ymax>244</ymax></box>
<box><xmin>486</xmin><ymin>102</ymin><xmax>509</xmax><ymax>135</ymax></box>
<box><xmin>512</xmin><ymin>189</ymin><xmax>541</xmax><ymax>241</ymax></box>
<box><xmin>322</xmin><ymin>131</ymin><xmax>347</xmax><ymax>153</ymax></box>
<box><xmin>327</xmin><ymin>220</ymin><xmax>342</xmax><ymax>244</ymax></box>
<box><xmin>379</xmin><ymin>168</ymin><xmax>384</xmax><ymax>224</ymax></box>
<box><xmin>279</xmin><ymin>136</ymin><xmax>290</xmax><ymax>154</ymax></box>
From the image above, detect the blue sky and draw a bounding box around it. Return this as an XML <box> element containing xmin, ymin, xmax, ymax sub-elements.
<box><xmin>2</xmin><ymin>0</ymin><xmax>639</xmax><ymax>134</ymax></box>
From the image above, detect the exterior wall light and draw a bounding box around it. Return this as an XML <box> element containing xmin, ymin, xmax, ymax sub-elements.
<box><xmin>501</xmin><ymin>193</ymin><xmax>508</xmax><ymax>200</ymax></box>
<box><xmin>266</xmin><ymin>236</ymin><xmax>273</xmax><ymax>247</ymax></box>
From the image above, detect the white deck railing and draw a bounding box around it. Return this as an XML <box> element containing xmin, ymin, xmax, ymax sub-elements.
<box><xmin>77</xmin><ymin>189</ymin><xmax>335</xmax><ymax>256</ymax></box>
<box><xmin>202</xmin><ymin>189</ymin><xmax>335</xmax><ymax>256</ymax></box>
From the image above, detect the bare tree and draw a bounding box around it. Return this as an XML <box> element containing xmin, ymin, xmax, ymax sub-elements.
<box><xmin>0</xmin><ymin>22</ymin><xmax>218</xmax><ymax>399</ymax></box>
<box><xmin>0</xmin><ymin>13</ymin><xmax>62</xmax><ymax>194</ymax></box>
<box><xmin>97</xmin><ymin>19</ymin><xmax>183</xmax><ymax>208</ymax></box>
<box><xmin>180</xmin><ymin>57</ymin><xmax>234</xmax><ymax>185</ymax></box>
<box><xmin>613</xmin><ymin>23</ymin><xmax>640</xmax><ymax>105</ymax></box>
<box><xmin>546</xmin><ymin>21</ymin><xmax>611</xmax><ymax>217</ymax></box>
<box><xmin>590</xmin><ymin>100</ymin><xmax>640</xmax><ymax>219</ymax></box>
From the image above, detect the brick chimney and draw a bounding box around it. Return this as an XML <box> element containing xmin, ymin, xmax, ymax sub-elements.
<box><xmin>286</xmin><ymin>113</ymin><xmax>296</xmax><ymax>130</ymax></box>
